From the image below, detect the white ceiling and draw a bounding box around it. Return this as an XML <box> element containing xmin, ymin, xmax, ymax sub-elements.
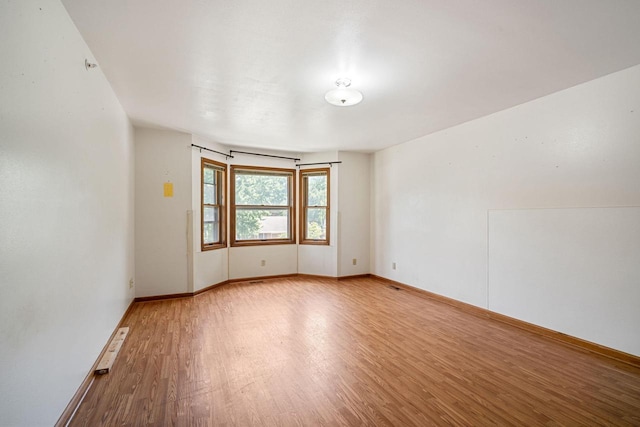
<box><xmin>62</xmin><ymin>0</ymin><xmax>640</xmax><ymax>153</ymax></box>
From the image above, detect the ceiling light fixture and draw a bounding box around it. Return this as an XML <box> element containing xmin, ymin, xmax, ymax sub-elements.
<box><xmin>325</xmin><ymin>78</ymin><xmax>363</xmax><ymax>106</ymax></box>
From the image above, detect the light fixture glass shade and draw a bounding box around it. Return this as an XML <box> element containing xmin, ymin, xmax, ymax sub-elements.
<box><xmin>325</xmin><ymin>87</ymin><xmax>363</xmax><ymax>106</ymax></box>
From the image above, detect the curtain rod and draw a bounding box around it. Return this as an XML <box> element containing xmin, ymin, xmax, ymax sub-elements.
<box><xmin>296</xmin><ymin>161</ymin><xmax>342</xmax><ymax>167</ymax></box>
<box><xmin>191</xmin><ymin>144</ymin><xmax>233</xmax><ymax>159</ymax></box>
<box><xmin>192</xmin><ymin>146</ymin><xmax>338</xmax><ymax>166</ymax></box>
<box><xmin>229</xmin><ymin>150</ymin><xmax>300</xmax><ymax>162</ymax></box>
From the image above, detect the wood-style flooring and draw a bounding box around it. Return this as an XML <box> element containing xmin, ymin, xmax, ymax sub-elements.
<box><xmin>69</xmin><ymin>277</ymin><xmax>640</xmax><ymax>426</ymax></box>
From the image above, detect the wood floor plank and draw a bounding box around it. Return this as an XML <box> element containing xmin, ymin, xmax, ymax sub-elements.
<box><xmin>69</xmin><ymin>277</ymin><xmax>640</xmax><ymax>426</ymax></box>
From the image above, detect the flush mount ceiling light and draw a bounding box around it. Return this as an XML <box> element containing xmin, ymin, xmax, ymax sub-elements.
<box><xmin>325</xmin><ymin>78</ymin><xmax>363</xmax><ymax>106</ymax></box>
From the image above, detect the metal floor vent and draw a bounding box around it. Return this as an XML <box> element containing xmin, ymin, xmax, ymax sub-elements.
<box><xmin>249</xmin><ymin>280</ymin><xmax>265</xmax><ymax>284</ymax></box>
<box><xmin>388</xmin><ymin>285</ymin><xmax>402</xmax><ymax>291</ymax></box>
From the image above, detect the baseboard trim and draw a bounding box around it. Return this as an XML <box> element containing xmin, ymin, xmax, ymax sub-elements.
<box><xmin>370</xmin><ymin>275</ymin><xmax>640</xmax><ymax>368</ymax></box>
<box><xmin>134</xmin><ymin>292</ymin><xmax>192</xmax><ymax>302</ymax></box>
<box><xmin>55</xmin><ymin>299</ymin><xmax>136</xmax><ymax>427</ymax></box>
<box><xmin>134</xmin><ymin>281</ymin><xmax>233</xmax><ymax>302</ymax></box>
<box><xmin>338</xmin><ymin>274</ymin><xmax>371</xmax><ymax>280</ymax></box>
<box><xmin>297</xmin><ymin>273</ymin><xmax>338</xmax><ymax>280</ymax></box>
<box><xmin>295</xmin><ymin>273</ymin><xmax>371</xmax><ymax>281</ymax></box>
<box><xmin>229</xmin><ymin>273</ymin><xmax>298</xmax><ymax>283</ymax></box>
<box><xmin>194</xmin><ymin>280</ymin><xmax>230</xmax><ymax>296</ymax></box>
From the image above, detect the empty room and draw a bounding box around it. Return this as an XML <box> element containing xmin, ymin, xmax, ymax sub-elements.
<box><xmin>2</xmin><ymin>0</ymin><xmax>640</xmax><ymax>426</ymax></box>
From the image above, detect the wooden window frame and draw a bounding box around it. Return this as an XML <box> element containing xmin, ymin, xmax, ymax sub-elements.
<box><xmin>201</xmin><ymin>157</ymin><xmax>226</xmax><ymax>251</ymax></box>
<box><xmin>300</xmin><ymin>168</ymin><xmax>330</xmax><ymax>245</ymax></box>
<box><xmin>230</xmin><ymin>165</ymin><xmax>296</xmax><ymax>247</ymax></box>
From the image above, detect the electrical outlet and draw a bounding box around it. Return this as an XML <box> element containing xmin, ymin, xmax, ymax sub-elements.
<box><xmin>129</xmin><ymin>278</ymin><xmax>134</xmax><ymax>289</ymax></box>
<box><xmin>260</xmin><ymin>260</ymin><xmax>266</xmax><ymax>267</ymax></box>
<box><xmin>352</xmin><ymin>258</ymin><xmax>357</xmax><ymax>265</ymax></box>
<box><xmin>392</xmin><ymin>262</ymin><xmax>397</xmax><ymax>270</ymax></box>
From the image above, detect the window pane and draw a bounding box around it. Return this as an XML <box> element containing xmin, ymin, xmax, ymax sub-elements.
<box><xmin>203</xmin><ymin>166</ymin><xmax>215</xmax><ymax>185</ymax></box>
<box><xmin>203</xmin><ymin>183</ymin><xmax>216</xmax><ymax>204</ymax></box>
<box><xmin>235</xmin><ymin>174</ymin><xmax>289</xmax><ymax>206</ymax></box>
<box><xmin>204</xmin><ymin>206</ymin><xmax>218</xmax><ymax>222</ymax></box>
<box><xmin>203</xmin><ymin>222</ymin><xmax>219</xmax><ymax>244</ymax></box>
<box><xmin>203</xmin><ymin>207</ymin><xmax>219</xmax><ymax>244</ymax></box>
<box><xmin>236</xmin><ymin>209</ymin><xmax>289</xmax><ymax>240</ymax></box>
<box><xmin>306</xmin><ymin>175</ymin><xmax>327</xmax><ymax>206</ymax></box>
<box><xmin>306</xmin><ymin>208</ymin><xmax>327</xmax><ymax>240</ymax></box>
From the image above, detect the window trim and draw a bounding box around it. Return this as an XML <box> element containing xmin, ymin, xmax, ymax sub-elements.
<box><xmin>300</xmin><ymin>167</ymin><xmax>330</xmax><ymax>245</ymax></box>
<box><xmin>230</xmin><ymin>165</ymin><xmax>296</xmax><ymax>247</ymax></box>
<box><xmin>201</xmin><ymin>157</ymin><xmax>227</xmax><ymax>251</ymax></box>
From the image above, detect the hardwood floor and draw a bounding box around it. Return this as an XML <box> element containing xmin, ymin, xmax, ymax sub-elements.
<box><xmin>69</xmin><ymin>277</ymin><xmax>640</xmax><ymax>426</ymax></box>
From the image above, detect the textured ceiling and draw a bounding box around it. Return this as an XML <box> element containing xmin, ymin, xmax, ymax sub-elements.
<box><xmin>62</xmin><ymin>0</ymin><xmax>640</xmax><ymax>153</ymax></box>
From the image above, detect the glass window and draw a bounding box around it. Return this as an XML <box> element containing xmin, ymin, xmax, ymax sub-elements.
<box><xmin>231</xmin><ymin>166</ymin><xmax>295</xmax><ymax>246</ymax></box>
<box><xmin>300</xmin><ymin>168</ymin><xmax>329</xmax><ymax>245</ymax></box>
<box><xmin>201</xmin><ymin>158</ymin><xmax>226</xmax><ymax>250</ymax></box>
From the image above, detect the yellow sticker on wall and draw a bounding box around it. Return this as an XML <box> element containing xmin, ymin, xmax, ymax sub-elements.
<box><xmin>163</xmin><ymin>182</ymin><xmax>174</xmax><ymax>197</ymax></box>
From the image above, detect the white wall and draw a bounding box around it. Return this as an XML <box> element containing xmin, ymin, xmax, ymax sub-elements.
<box><xmin>228</xmin><ymin>245</ymin><xmax>298</xmax><ymax>279</ymax></box>
<box><xmin>337</xmin><ymin>152</ymin><xmax>371</xmax><ymax>277</ymax></box>
<box><xmin>297</xmin><ymin>151</ymin><xmax>372</xmax><ymax>279</ymax></box>
<box><xmin>372</xmin><ymin>65</ymin><xmax>640</xmax><ymax>355</ymax></box>
<box><xmin>0</xmin><ymin>1</ymin><xmax>135</xmax><ymax>425</ymax></box>
<box><xmin>135</xmin><ymin>128</ymin><xmax>191</xmax><ymax>297</ymax></box>
<box><xmin>489</xmin><ymin>207</ymin><xmax>640</xmax><ymax>356</ymax></box>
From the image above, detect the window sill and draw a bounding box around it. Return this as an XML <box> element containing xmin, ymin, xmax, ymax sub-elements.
<box><xmin>300</xmin><ymin>240</ymin><xmax>330</xmax><ymax>246</ymax></box>
<box><xmin>202</xmin><ymin>243</ymin><xmax>227</xmax><ymax>251</ymax></box>
<box><xmin>231</xmin><ymin>239</ymin><xmax>295</xmax><ymax>247</ymax></box>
